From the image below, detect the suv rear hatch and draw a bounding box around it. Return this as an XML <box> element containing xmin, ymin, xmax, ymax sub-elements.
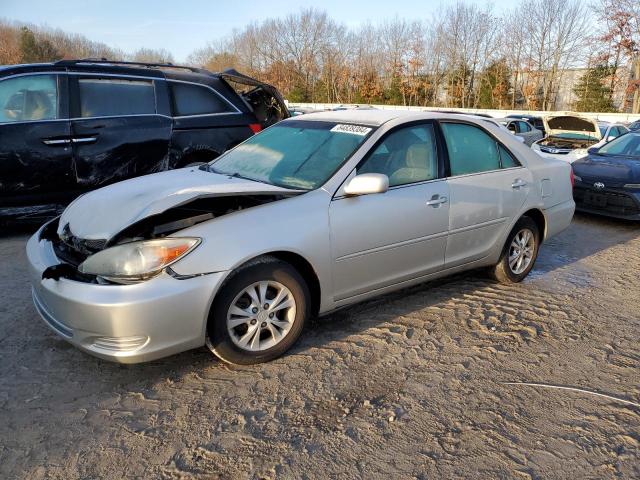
<box><xmin>220</xmin><ymin>69</ymin><xmax>289</xmax><ymax>127</ymax></box>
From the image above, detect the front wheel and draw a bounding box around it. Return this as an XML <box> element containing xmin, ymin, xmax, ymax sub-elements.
<box><xmin>206</xmin><ymin>258</ymin><xmax>310</xmax><ymax>365</ymax></box>
<box><xmin>491</xmin><ymin>216</ymin><xmax>540</xmax><ymax>283</ymax></box>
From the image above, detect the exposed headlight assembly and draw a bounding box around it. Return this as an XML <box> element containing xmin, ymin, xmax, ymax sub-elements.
<box><xmin>79</xmin><ymin>238</ymin><xmax>200</xmax><ymax>284</ymax></box>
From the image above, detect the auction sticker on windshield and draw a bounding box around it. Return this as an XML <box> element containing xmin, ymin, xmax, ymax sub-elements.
<box><xmin>330</xmin><ymin>124</ymin><xmax>372</xmax><ymax>136</ymax></box>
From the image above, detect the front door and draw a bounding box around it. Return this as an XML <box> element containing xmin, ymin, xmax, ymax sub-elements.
<box><xmin>329</xmin><ymin>122</ymin><xmax>449</xmax><ymax>301</ymax></box>
<box><xmin>69</xmin><ymin>75</ymin><xmax>172</xmax><ymax>189</ymax></box>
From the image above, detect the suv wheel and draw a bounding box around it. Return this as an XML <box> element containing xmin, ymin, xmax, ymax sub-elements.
<box><xmin>491</xmin><ymin>216</ymin><xmax>540</xmax><ymax>284</ymax></box>
<box><xmin>206</xmin><ymin>257</ymin><xmax>310</xmax><ymax>365</ymax></box>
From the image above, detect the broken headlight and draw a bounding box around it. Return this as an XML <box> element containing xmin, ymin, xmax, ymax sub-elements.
<box><xmin>78</xmin><ymin>238</ymin><xmax>200</xmax><ymax>284</ymax></box>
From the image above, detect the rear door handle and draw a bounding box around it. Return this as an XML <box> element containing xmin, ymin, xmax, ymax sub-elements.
<box><xmin>512</xmin><ymin>179</ymin><xmax>527</xmax><ymax>189</ymax></box>
<box><xmin>426</xmin><ymin>195</ymin><xmax>448</xmax><ymax>207</ymax></box>
<box><xmin>71</xmin><ymin>137</ymin><xmax>98</xmax><ymax>144</ymax></box>
<box><xmin>42</xmin><ymin>138</ymin><xmax>71</xmax><ymax>146</ymax></box>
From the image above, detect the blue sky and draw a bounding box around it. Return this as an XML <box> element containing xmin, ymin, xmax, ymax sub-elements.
<box><xmin>2</xmin><ymin>0</ymin><xmax>509</xmax><ymax>62</ymax></box>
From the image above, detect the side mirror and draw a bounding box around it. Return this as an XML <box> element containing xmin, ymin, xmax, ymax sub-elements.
<box><xmin>587</xmin><ymin>147</ymin><xmax>599</xmax><ymax>155</ymax></box>
<box><xmin>343</xmin><ymin>173</ymin><xmax>389</xmax><ymax>196</ymax></box>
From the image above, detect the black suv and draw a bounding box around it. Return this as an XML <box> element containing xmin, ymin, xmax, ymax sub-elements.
<box><xmin>0</xmin><ymin>59</ymin><xmax>289</xmax><ymax>222</ymax></box>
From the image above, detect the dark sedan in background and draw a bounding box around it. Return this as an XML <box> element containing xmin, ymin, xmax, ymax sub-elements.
<box><xmin>572</xmin><ymin>132</ymin><xmax>640</xmax><ymax>220</ymax></box>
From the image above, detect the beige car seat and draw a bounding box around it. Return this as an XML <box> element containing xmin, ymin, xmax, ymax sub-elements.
<box><xmin>389</xmin><ymin>143</ymin><xmax>435</xmax><ymax>185</ymax></box>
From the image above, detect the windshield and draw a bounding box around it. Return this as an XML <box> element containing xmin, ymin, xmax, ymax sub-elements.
<box><xmin>598</xmin><ymin>133</ymin><xmax>640</xmax><ymax>157</ymax></box>
<box><xmin>209</xmin><ymin>120</ymin><xmax>373</xmax><ymax>190</ymax></box>
<box><xmin>599</xmin><ymin>125</ymin><xmax>608</xmax><ymax>137</ymax></box>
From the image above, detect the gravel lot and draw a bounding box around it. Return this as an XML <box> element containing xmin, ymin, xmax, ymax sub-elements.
<box><xmin>1</xmin><ymin>214</ymin><xmax>639</xmax><ymax>479</ymax></box>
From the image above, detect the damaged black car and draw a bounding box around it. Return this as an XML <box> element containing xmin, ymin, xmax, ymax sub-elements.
<box><xmin>0</xmin><ymin>59</ymin><xmax>289</xmax><ymax>222</ymax></box>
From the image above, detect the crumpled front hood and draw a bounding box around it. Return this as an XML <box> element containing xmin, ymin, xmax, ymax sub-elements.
<box><xmin>543</xmin><ymin>115</ymin><xmax>601</xmax><ymax>140</ymax></box>
<box><xmin>58</xmin><ymin>168</ymin><xmax>300</xmax><ymax>240</ymax></box>
<box><xmin>573</xmin><ymin>155</ymin><xmax>640</xmax><ymax>185</ymax></box>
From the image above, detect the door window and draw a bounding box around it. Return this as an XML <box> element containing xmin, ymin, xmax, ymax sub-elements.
<box><xmin>78</xmin><ymin>78</ymin><xmax>156</xmax><ymax>117</ymax></box>
<box><xmin>517</xmin><ymin>121</ymin><xmax>531</xmax><ymax>132</ymax></box>
<box><xmin>170</xmin><ymin>82</ymin><xmax>234</xmax><ymax>116</ymax></box>
<box><xmin>0</xmin><ymin>74</ymin><xmax>58</xmax><ymax>122</ymax></box>
<box><xmin>357</xmin><ymin>124</ymin><xmax>438</xmax><ymax>187</ymax></box>
<box><xmin>441</xmin><ymin>123</ymin><xmax>501</xmax><ymax>176</ymax></box>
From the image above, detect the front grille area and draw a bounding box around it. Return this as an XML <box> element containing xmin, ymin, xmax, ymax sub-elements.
<box><xmin>574</xmin><ymin>186</ymin><xmax>640</xmax><ymax>216</ymax></box>
<box><xmin>540</xmin><ymin>146</ymin><xmax>570</xmax><ymax>155</ymax></box>
<box><xmin>40</xmin><ymin>217</ymin><xmax>104</xmax><ymax>281</ymax></box>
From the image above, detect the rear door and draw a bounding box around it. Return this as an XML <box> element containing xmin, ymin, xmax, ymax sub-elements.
<box><xmin>0</xmin><ymin>72</ymin><xmax>75</xmax><ymax>207</ymax></box>
<box><xmin>68</xmin><ymin>74</ymin><xmax>172</xmax><ymax>189</ymax></box>
<box><xmin>329</xmin><ymin>122</ymin><xmax>449</xmax><ymax>301</ymax></box>
<box><xmin>440</xmin><ymin>121</ymin><xmax>532</xmax><ymax>267</ymax></box>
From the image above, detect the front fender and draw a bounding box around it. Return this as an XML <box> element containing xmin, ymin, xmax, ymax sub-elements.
<box><xmin>169</xmin><ymin>189</ymin><xmax>334</xmax><ymax>306</ymax></box>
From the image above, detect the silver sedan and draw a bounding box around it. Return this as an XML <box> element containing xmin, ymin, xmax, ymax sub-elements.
<box><xmin>27</xmin><ymin>110</ymin><xmax>575</xmax><ymax>364</ymax></box>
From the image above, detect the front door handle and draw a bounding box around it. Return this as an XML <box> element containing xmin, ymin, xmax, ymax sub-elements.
<box><xmin>42</xmin><ymin>138</ymin><xmax>71</xmax><ymax>146</ymax></box>
<box><xmin>512</xmin><ymin>179</ymin><xmax>527</xmax><ymax>189</ymax></box>
<box><xmin>426</xmin><ymin>195</ymin><xmax>448</xmax><ymax>207</ymax></box>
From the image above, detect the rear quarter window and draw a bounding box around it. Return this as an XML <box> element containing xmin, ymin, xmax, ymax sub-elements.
<box><xmin>170</xmin><ymin>82</ymin><xmax>235</xmax><ymax>116</ymax></box>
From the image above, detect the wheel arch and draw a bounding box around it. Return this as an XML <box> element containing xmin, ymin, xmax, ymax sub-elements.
<box><xmin>522</xmin><ymin>208</ymin><xmax>547</xmax><ymax>243</ymax></box>
<box><xmin>176</xmin><ymin>146</ymin><xmax>221</xmax><ymax>168</ymax></box>
<box><xmin>224</xmin><ymin>251</ymin><xmax>322</xmax><ymax>317</ymax></box>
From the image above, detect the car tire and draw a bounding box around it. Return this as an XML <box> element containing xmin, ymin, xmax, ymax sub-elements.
<box><xmin>491</xmin><ymin>216</ymin><xmax>540</xmax><ymax>284</ymax></box>
<box><xmin>206</xmin><ymin>257</ymin><xmax>310</xmax><ymax>365</ymax></box>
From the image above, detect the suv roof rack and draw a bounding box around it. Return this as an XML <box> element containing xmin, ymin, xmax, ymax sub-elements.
<box><xmin>54</xmin><ymin>58</ymin><xmax>209</xmax><ymax>74</ymax></box>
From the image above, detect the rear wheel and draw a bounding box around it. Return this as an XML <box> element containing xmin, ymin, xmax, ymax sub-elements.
<box><xmin>491</xmin><ymin>216</ymin><xmax>540</xmax><ymax>283</ymax></box>
<box><xmin>206</xmin><ymin>258</ymin><xmax>310</xmax><ymax>365</ymax></box>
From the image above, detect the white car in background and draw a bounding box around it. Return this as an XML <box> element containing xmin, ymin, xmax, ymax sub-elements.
<box><xmin>532</xmin><ymin>113</ymin><xmax>602</xmax><ymax>163</ymax></box>
<box><xmin>590</xmin><ymin>122</ymin><xmax>630</xmax><ymax>150</ymax></box>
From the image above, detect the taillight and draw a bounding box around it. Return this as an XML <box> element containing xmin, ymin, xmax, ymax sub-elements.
<box><xmin>248</xmin><ymin>123</ymin><xmax>262</xmax><ymax>134</ymax></box>
<box><xmin>570</xmin><ymin>169</ymin><xmax>574</xmax><ymax>188</ymax></box>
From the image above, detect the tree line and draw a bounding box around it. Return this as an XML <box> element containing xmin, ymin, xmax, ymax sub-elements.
<box><xmin>1</xmin><ymin>0</ymin><xmax>640</xmax><ymax>113</ymax></box>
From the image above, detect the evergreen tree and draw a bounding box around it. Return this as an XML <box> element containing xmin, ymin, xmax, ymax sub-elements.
<box><xmin>573</xmin><ymin>65</ymin><xmax>617</xmax><ymax>112</ymax></box>
<box><xmin>477</xmin><ymin>59</ymin><xmax>512</xmax><ymax>109</ymax></box>
<box><xmin>19</xmin><ymin>27</ymin><xmax>60</xmax><ymax>63</ymax></box>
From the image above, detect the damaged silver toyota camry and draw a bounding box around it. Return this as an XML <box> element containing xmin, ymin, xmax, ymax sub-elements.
<box><xmin>27</xmin><ymin>110</ymin><xmax>575</xmax><ymax>365</ymax></box>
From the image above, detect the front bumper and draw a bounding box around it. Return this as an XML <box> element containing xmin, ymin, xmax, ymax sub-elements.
<box><xmin>573</xmin><ymin>186</ymin><xmax>640</xmax><ymax>220</ymax></box>
<box><xmin>27</xmin><ymin>229</ymin><xmax>227</xmax><ymax>363</ymax></box>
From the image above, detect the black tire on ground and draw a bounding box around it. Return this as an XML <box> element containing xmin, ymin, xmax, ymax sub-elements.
<box><xmin>491</xmin><ymin>216</ymin><xmax>540</xmax><ymax>284</ymax></box>
<box><xmin>206</xmin><ymin>257</ymin><xmax>310</xmax><ymax>365</ymax></box>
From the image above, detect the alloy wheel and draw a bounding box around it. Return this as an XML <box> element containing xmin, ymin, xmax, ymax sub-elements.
<box><xmin>508</xmin><ymin>228</ymin><xmax>535</xmax><ymax>275</ymax></box>
<box><xmin>226</xmin><ymin>280</ymin><xmax>296</xmax><ymax>351</ymax></box>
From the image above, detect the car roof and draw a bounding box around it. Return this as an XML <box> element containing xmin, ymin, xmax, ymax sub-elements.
<box><xmin>0</xmin><ymin>60</ymin><xmax>215</xmax><ymax>82</ymax></box>
<box><xmin>287</xmin><ymin>109</ymin><xmax>474</xmax><ymax>127</ymax></box>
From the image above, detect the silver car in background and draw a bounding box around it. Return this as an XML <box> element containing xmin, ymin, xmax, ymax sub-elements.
<box><xmin>497</xmin><ymin>118</ymin><xmax>544</xmax><ymax>146</ymax></box>
<box><xmin>27</xmin><ymin>111</ymin><xmax>575</xmax><ymax>365</ymax></box>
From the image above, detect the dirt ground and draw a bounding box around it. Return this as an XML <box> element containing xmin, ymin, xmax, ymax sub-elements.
<box><xmin>0</xmin><ymin>213</ymin><xmax>639</xmax><ymax>479</ymax></box>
